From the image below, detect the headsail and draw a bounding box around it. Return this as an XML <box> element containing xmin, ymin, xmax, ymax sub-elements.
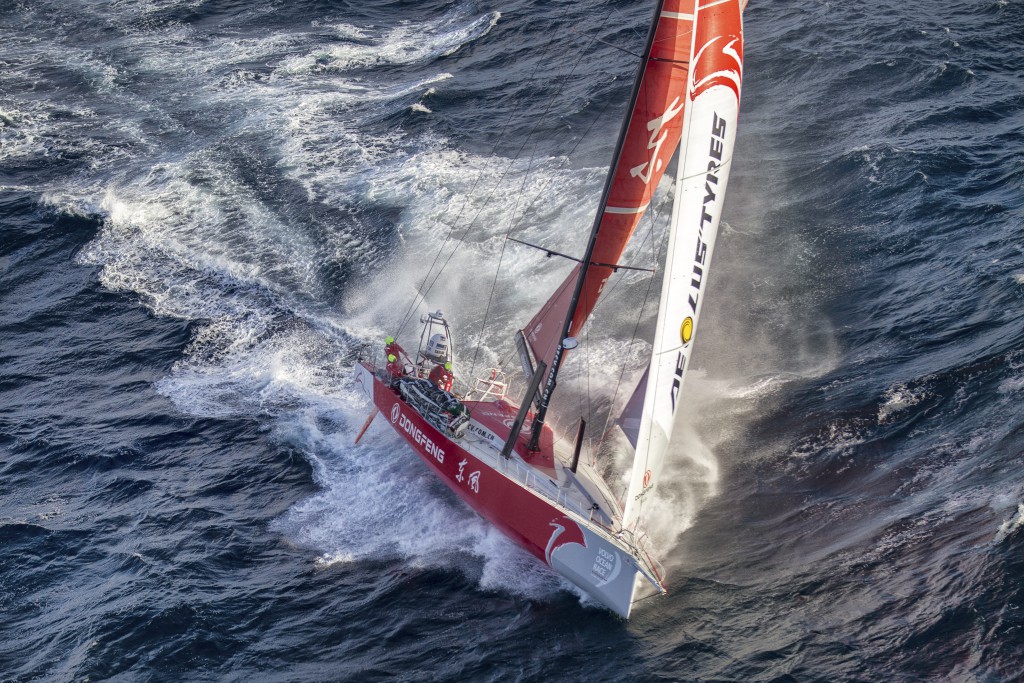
<box><xmin>620</xmin><ymin>0</ymin><xmax>744</xmax><ymax>533</ymax></box>
<box><xmin>522</xmin><ymin>0</ymin><xmax>696</xmax><ymax>375</ymax></box>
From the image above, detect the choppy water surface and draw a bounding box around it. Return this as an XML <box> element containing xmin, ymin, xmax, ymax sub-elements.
<box><xmin>2</xmin><ymin>0</ymin><xmax>1023</xmax><ymax>680</ymax></box>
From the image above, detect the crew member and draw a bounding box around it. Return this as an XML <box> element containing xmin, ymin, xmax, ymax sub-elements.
<box><xmin>429</xmin><ymin>360</ymin><xmax>454</xmax><ymax>392</ymax></box>
<box><xmin>384</xmin><ymin>335</ymin><xmax>405</xmax><ymax>360</ymax></box>
<box><xmin>385</xmin><ymin>353</ymin><xmax>405</xmax><ymax>385</ymax></box>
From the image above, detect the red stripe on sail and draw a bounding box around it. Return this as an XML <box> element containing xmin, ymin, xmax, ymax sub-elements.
<box><xmin>525</xmin><ymin>0</ymin><xmax>695</xmax><ymax>367</ymax></box>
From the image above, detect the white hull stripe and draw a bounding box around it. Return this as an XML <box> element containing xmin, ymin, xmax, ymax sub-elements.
<box><xmin>661</xmin><ymin>12</ymin><xmax>694</xmax><ymax>20</ymax></box>
<box><xmin>698</xmin><ymin>0</ymin><xmax>733</xmax><ymax>10</ymax></box>
<box><xmin>604</xmin><ymin>203</ymin><xmax>651</xmax><ymax>215</ymax></box>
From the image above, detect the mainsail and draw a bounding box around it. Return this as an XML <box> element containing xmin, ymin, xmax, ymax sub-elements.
<box><xmin>621</xmin><ymin>0</ymin><xmax>744</xmax><ymax>533</ymax></box>
<box><xmin>522</xmin><ymin>0</ymin><xmax>696</xmax><ymax>375</ymax></box>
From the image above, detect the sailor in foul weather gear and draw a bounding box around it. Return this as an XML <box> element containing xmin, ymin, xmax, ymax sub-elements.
<box><xmin>385</xmin><ymin>335</ymin><xmax>406</xmax><ymax>361</ymax></box>
<box><xmin>429</xmin><ymin>360</ymin><xmax>454</xmax><ymax>392</ymax></box>
<box><xmin>385</xmin><ymin>335</ymin><xmax>416</xmax><ymax>378</ymax></box>
<box><xmin>386</xmin><ymin>353</ymin><xmax>405</xmax><ymax>385</ymax></box>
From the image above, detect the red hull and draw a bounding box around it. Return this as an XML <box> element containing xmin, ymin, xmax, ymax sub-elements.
<box><xmin>354</xmin><ymin>362</ymin><xmax>657</xmax><ymax>616</ymax></box>
<box><xmin>360</xmin><ymin>364</ymin><xmax>563</xmax><ymax>563</ymax></box>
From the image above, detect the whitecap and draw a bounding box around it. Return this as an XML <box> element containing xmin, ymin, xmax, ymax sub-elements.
<box><xmin>995</xmin><ymin>503</ymin><xmax>1024</xmax><ymax>543</ymax></box>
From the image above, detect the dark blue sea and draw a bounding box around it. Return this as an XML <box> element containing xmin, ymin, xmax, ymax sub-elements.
<box><xmin>3</xmin><ymin>0</ymin><xmax>1023</xmax><ymax>680</ymax></box>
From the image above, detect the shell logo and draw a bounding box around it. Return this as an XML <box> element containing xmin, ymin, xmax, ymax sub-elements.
<box><xmin>680</xmin><ymin>316</ymin><xmax>693</xmax><ymax>345</ymax></box>
<box><xmin>390</xmin><ymin>403</ymin><xmax>401</xmax><ymax>424</ymax></box>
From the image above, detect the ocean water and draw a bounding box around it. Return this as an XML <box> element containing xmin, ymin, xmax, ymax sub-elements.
<box><xmin>2</xmin><ymin>0</ymin><xmax>1023</xmax><ymax>680</ymax></box>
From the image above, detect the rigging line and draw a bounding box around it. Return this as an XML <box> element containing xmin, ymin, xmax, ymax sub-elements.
<box><xmin>568</xmin><ymin>2</ymin><xmax>653</xmax><ymax>74</ymax></box>
<box><xmin>505</xmin><ymin>7</ymin><xmax>650</xmax><ymax>241</ymax></box>
<box><xmin>604</xmin><ymin>204</ymin><xmax>667</xmax><ymax>515</ymax></box>
<box><xmin>571</xmin><ymin>9</ymin><xmax>696</xmax><ymax>336</ymax></box>
<box><xmin>575</xmin><ymin>30</ymin><xmax>644</xmax><ymax>60</ymax></box>
<box><xmin>585</xmin><ymin>187</ymin><xmax>663</xmax><ymax>309</ymax></box>
<box><xmin>392</xmin><ymin>5</ymin><xmax>578</xmax><ymax>338</ymax></box>
<box><xmin>528</xmin><ymin>0</ymin><xmax>671</xmax><ymax>450</ymax></box>
<box><xmin>504</xmin><ymin>90</ymin><xmax>617</xmax><ymax>239</ymax></box>
<box><xmin>499</xmin><ymin>7</ymin><xmax>644</xmax><ymax>248</ymax></box>
<box><xmin>498</xmin><ymin>348</ymin><xmax>517</xmax><ymax>371</ymax></box>
<box><xmin>596</xmin><ymin>47</ymin><xmax>674</xmax><ymax>455</ymax></box>
<box><xmin>604</xmin><ymin>213</ymin><xmax>663</xmax><ymax>449</ymax></box>
<box><xmin>610</xmin><ymin>4</ymin><xmax>649</xmax><ymax>44</ymax></box>
<box><xmin>498</xmin><ymin>75</ymin><xmax>632</xmax><ymax>420</ymax></box>
<box><xmin>600</xmin><ymin>167</ymin><xmax>669</xmax><ymax>449</ymax></box>
<box><xmin>587</xmin><ymin>45</ymin><xmax>661</xmax><ymax>448</ymax></box>
<box><xmin>468</xmin><ymin>136</ymin><xmax>542</xmax><ymax>379</ymax></box>
<box><xmin>631</xmin><ymin>590</ymin><xmax>666</xmax><ymax>606</ymax></box>
<box><xmin>413</xmin><ymin>6</ymin><xmax>617</xmax><ymax>346</ymax></box>
<box><xmin>413</xmin><ymin>62</ymin><xmax>572</xmax><ymax>339</ymax></box>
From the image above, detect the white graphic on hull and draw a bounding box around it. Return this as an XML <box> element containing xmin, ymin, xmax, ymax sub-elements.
<box><xmin>591</xmin><ymin>547</ymin><xmax>623</xmax><ymax>588</ymax></box>
<box><xmin>544</xmin><ymin>518</ymin><xmax>586</xmax><ymax>565</ymax></box>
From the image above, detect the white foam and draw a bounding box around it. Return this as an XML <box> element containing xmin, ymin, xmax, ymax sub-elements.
<box><xmin>998</xmin><ymin>375</ymin><xmax>1024</xmax><ymax>394</ymax></box>
<box><xmin>878</xmin><ymin>382</ymin><xmax>929</xmax><ymax>424</ymax></box>
<box><xmin>0</xmin><ymin>104</ymin><xmax>49</xmax><ymax>161</ymax></box>
<box><xmin>45</xmin><ymin>4</ymin><xmax>597</xmax><ymax>603</ymax></box>
<box><xmin>272</xmin><ymin>12</ymin><xmax>500</xmax><ymax>75</ymax></box>
<box><xmin>270</xmin><ymin>412</ymin><xmax>570</xmax><ymax>602</ymax></box>
<box><xmin>995</xmin><ymin>503</ymin><xmax>1024</xmax><ymax>543</ymax></box>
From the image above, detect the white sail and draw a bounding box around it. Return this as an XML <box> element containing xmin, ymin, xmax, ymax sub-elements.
<box><xmin>621</xmin><ymin>0</ymin><xmax>743</xmax><ymax>533</ymax></box>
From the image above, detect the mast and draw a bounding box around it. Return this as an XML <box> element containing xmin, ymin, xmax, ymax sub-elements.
<box><xmin>528</xmin><ymin>0</ymin><xmax>673</xmax><ymax>450</ymax></box>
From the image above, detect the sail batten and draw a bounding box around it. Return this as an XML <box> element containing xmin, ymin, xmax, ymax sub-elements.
<box><xmin>603</xmin><ymin>203</ymin><xmax>651</xmax><ymax>215</ymax></box>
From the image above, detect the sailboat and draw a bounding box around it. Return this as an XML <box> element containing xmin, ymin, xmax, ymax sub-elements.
<box><xmin>354</xmin><ymin>0</ymin><xmax>745</xmax><ymax>617</ymax></box>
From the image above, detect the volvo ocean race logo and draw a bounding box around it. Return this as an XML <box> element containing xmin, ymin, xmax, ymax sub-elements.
<box><xmin>591</xmin><ymin>546</ymin><xmax>622</xmax><ymax>588</ymax></box>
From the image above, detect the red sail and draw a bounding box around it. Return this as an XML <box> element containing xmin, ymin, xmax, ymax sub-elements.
<box><xmin>524</xmin><ymin>0</ymin><xmax>696</xmax><ymax>369</ymax></box>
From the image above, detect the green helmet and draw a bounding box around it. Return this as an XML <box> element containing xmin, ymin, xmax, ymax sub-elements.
<box><xmin>444</xmin><ymin>361</ymin><xmax>452</xmax><ymax>371</ymax></box>
<box><xmin>385</xmin><ymin>335</ymin><xmax>394</xmax><ymax>344</ymax></box>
